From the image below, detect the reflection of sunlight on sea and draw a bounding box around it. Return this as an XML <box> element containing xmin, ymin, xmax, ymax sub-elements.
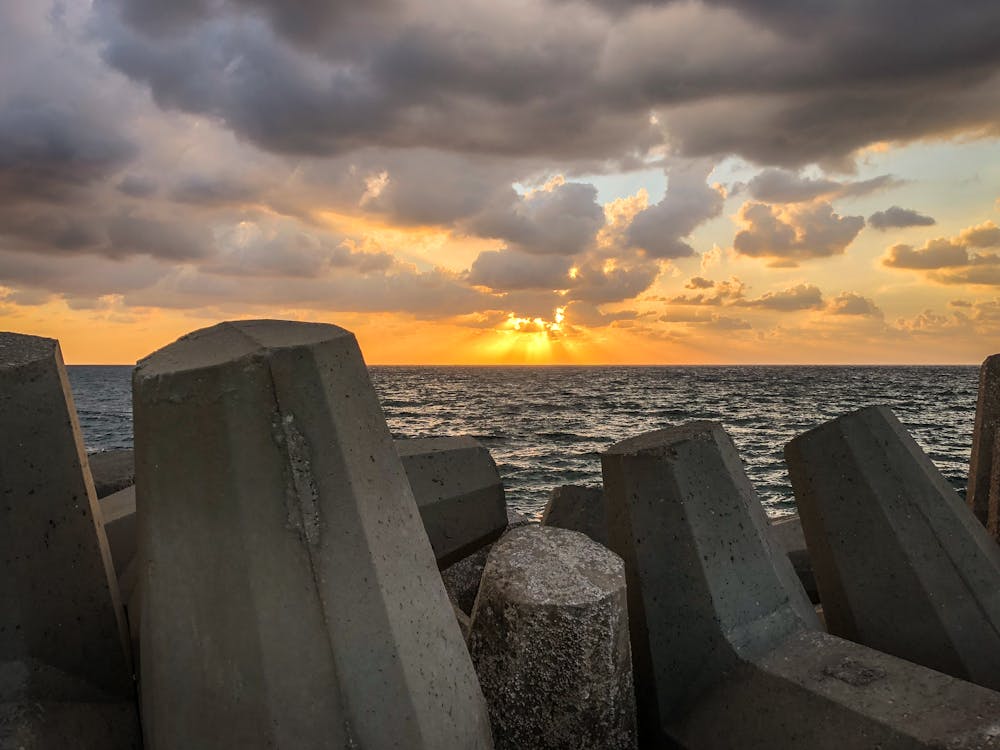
<box><xmin>69</xmin><ymin>365</ymin><xmax>979</xmax><ymax>521</ymax></box>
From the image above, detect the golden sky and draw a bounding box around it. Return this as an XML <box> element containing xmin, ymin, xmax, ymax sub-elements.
<box><xmin>4</xmin><ymin>2</ymin><xmax>1000</xmax><ymax>364</ymax></box>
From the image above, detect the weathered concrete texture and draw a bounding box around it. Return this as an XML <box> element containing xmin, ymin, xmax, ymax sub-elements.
<box><xmin>0</xmin><ymin>332</ymin><xmax>134</xmax><ymax>701</ymax></box>
<box><xmin>88</xmin><ymin>449</ymin><xmax>135</xmax><ymax>499</ymax></box>
<box><xmin>468</xmin><ymin>526</ymin><xmax>637</xmax><ymax>750</ymax></box>
<box><xmin>601</xmin><ymin>423</ymin><xmax>818</xmax><ymax>744</ymax></box>
<box><xmin>677</xmin><ymin>629</ymin><xmax>1000</xmax><ymax>750</ymax></box>
<box><xmin>1</xmin><ymin>659</ymin><xmax>140</xmax><ymax>749</ymax></box>
<box><xmin>541</xmin><ymin>484</ymin><xmax>609</xmax><ymax>546</ymax></box>
<box><xmin>785</xmin><ymin>405</ymin><xmax>1000</xmax><ymax>691</ymax></box>
<box><xmin>603</xmin><ymin>422</ymin><xmax>1000</xmax><ymax>749</ymax></box>
<box><xmin>134</xmin><ymin>320</ymin><xmax>492</xmax><ymax>750</ymax></box>
<box><xmin>99</xmin><ymin>485</ymin><xmax>136</xmax><ymax>577</ymax></box>
<box><xmin>969</xmin><ymin>354</ymin><xmax>1000</xmax><ymax>538</ymax></box>
<box><xmin>397</xmin><ymin>436</ymin><xmax>508</xmax><ymax>567</ymax></box>
<box><xmin>506</xmin><ymin>509</ymin><xmax>533</xmax><ymax>529</ymax></box>
<box><xmin>769</xmin><ymin>515</ymin><xmax>820</xmax><ymax>604</ymax></box>
<box><xmin>442</xmin><ymin>543</ymin><xmax>493</xmax><ymax>615</ymax></box>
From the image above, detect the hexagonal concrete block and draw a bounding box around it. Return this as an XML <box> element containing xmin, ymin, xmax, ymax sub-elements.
<box><xmin>468</xmin><ymin>526</ymin><xmax>637</xmax><ymax>750</ymax></box>
<box><xmin>397</xmin><ymin>436</ymin><xmax>507</xmax><ymax>567</ymax></box>
<box><xmin>603</xmin><ymin>422</ymin><xmax>1000</xmax><ymax>749</ymax></box>
<box><xmin>540</xmin><ymin>484</ymin><xmax>609</xmax><ymax>546</ymax></box>
<box><xmin>968</xmin><ymin>354</ymin><xmax>1000</xmax><ymax>539</ymax></box>
<box><xmin>785</xmin><ymin>405</ymin><xmax>1000</xmax><ymax>691</ymax></box>
<box><xmin>133</xmin><ymin>320</ymin><xmax>493</xmax><ymax>750</ymax></box>
<box><xmin>0</xmin><ymin>332</ymin><xmax>134</xmax><ymax>701</ymax></box>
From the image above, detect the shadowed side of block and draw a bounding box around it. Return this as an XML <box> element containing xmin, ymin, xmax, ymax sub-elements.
<box><xmin>785</xmin><ymin>405</ymin><xmax>1000</xmax><ymax>691</ymax></box>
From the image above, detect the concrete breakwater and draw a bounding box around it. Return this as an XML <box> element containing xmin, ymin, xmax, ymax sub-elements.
<box><xmin>3</xmin><ymin>321</ymin><xmax>1000</xmax><ymax>748</ymax></box>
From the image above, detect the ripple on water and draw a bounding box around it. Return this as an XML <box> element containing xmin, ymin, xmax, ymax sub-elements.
<box><xmin>69</xmin><ymin>365</ymin><xmax>979</xmax><ymax>520</ymax></box>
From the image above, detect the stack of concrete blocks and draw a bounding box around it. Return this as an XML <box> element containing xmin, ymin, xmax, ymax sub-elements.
<box><xmin>602</xmin><ymin>421</ymin><xmax>1000</xmax><ymax>748</ymax></box>
<box><xmin>540</xmin><ymin>484</ymin><xmax>609</xmax><ymax>546</ymax></box>
<box><xmin>785</xmin><ymin>405</ymin><xmax>1000</xmax><ymax>690</ymax></box>
<box><xmin>468</xmin><ymin>525</ymin><xmax>637</xmax><ymax>750</ymax></box>
<box><xmin>0</xmin><ymin>332</ymin><xmax>140</xmax><ymax>748</ymax></box>
<box><xmin>396</xmin><ymin>436</ymin><xmax>508</xmax><ymax>568</ymax></box>
<box><xmin>968</xmin><ymin>354</ymin><xmax>1000</xmax><ymax>541</ymax></box>
<box><xmin>133</xmin><ymin>320</ymin><xmax>493</xmax><ymax>749</ymax></box>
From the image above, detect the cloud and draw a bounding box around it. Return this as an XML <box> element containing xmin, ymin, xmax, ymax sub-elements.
<box><xmin>733</xmin><ymin>201</ymin><xmax>865</xmax><ymax>266</ymax></box>
<box><xmin>624</xmin><ymin>159</ymin><xmax>725</xmax><ymax>258</ymax></box>
<box><xmin>468</xmin><ymin>250</ymin><xmax>573</xmax><ymax>290</ymax></box>
<box><xmin>737</xmin><ymin>283</ymin><xmax>824</xmax><ymax>311</ymax></box>
<box><xmin>468</xmin><ymin>178</ymin><xmax>604</xmax><ymax>255</ymax></box>
<box><xmin>827</xmin><ymin>292</ymin><xmax>882</xmax><ymax>317</ymax></box>
<box><xmin>882</xmin><ymin>222</ymin><xmax>1000</xmax><ymax>273</ymax></box>
<box><xmin>868</xmin><ymin>206</ymin><xmax>936</xmax><ymax>230</ymax></box>
<box><xmin>667</xmin><ymin>276</ymin><xmax>746</xmax><ymax>305</ymax></box>
<box><xmin>743</xmin><ymin>169</ymin><xmax>899</xmax><ymax>204</ymax></box>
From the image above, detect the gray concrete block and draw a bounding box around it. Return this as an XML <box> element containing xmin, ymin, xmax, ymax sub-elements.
<box><xmin>468</xmin><ymin>526</ymin><xmax>637</xmax><ymax>750</ymax></box>
<box><xmin>969</xmin><ymin>354</ymin><xmax>1000</xmax><ymax>539</ymax></box>
<box><xmin>442</xmin><ymin>544</ymin><xmax>493</xmax><ymax>615</ymax></box>
<box><xmin>785</xmin><ymin>405</ymin><xmax>1000</xmax><ymax>691</ymax></box>
<box><xmin>0</xmin><ymin>660</ymin><xmax>140</xmax><ymax>750</ymax></box>
<box><xmin>133</xmin><ymin>320</ymin><xmax>492</xmax><ymax>750</ymax></box>
<box><xmin>0</xmin><ymin>332</ymin><xmax>134</xmax><ymax>700</ymax></box>
<box><xmin>603</xmin><ymin>421</ymin><xmax>1000</xmax><ymax>748</ymax></box>
<box><xmin>397</xmin><ymin>436</ymin><xmax>508</xmax><ymax>567</ymax></box>
<box><xmin>769</xmin><ymin>515</ymin><xmax>820</xmax><ymax>604</ymax></box>
<box><xmin>541</xmin><ymin>484</ymin><xmax>609</xmax><ymax>546</ymax></box>
<box><xmin>88</xmin><ymin>449</ymin><xmax>135</xmax><ymax>499</ymax></box>
<box><xmin>99</xmin><ymin>485</ymin><xmax>136</xmax><ymax>577</ymax></box>
<box><xmin>601</xmin><ymin>422</ymin><xmax>817</xmax><ymax>742</ymax></box>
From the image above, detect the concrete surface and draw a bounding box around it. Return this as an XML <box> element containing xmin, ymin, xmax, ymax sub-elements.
<box><xmin>968</xmin><ymin>354</ymin><xmax>1000</xmax><ymax>539</ymax></box>
<box><xmin>88</xmin><ymin>449</ymin><xmax>135</xmax><ymax>499</ymax></box>
<box><xmin>0</xmin><ymin>332</ymin><xmax>134</xmax><ymax>701</ymax></box>
<box><xmin>540</xmin><ymin>484</ymin><xmax>609</xmax><ymax>546</ymax></box>
<box><xmin>769</xmin><ymin>516</ymin><xmax>819</xmax><ymax>604</ymax></box>
<box><xmin>469</xmin><ymin>526</ymin><xmax>637</xmax><ymax>750</ymax></box>
<box><xmin>99</xmin><ymin>485</ymin><xmax>136</xmax><ymax>577</ymax></box>
<box><xmin>785</xmin><ymin>405</ymin><xmax>1000</xmax><ymax>691</ymax></box>
<box><xmin>397</xmin><ymin>436</ymin><xmax>508</xmax><ymax>567</ymax></box>
<box><xmin>133</xmin><ymin>320</ymin><xmax>493</xmax><ymax>750</ymax></box>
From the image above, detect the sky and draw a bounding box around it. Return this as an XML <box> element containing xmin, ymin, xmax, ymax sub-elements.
<box><xmin>3</xmin><ymin>1</ymin><xmax>1000</xmax><ymax>364</ymax></box>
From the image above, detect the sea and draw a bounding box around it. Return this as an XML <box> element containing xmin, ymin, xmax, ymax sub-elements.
<box><xmin>67</xmin><ymin>365</ymin><xmax>979</xmax><ymax>520</ymax></box>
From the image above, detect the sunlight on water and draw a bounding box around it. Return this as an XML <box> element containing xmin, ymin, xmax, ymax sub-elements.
<box><xmin>68</xmin><ymin>365</ymin><xmax>978</xmax><ymax>520</ymax></box>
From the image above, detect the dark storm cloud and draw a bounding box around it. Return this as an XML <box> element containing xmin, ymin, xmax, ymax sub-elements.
<box><xmin>868</xmin><ymin>206</ymin><xmax>936</xmax><ymax>230</ymax></box>
<box><xmin>0</xmin><ymin>99</ymin><xmax>135</xmax><ymax>203</ymax></box>
<box><xmin>93</xmin><ymin>0</ymin><xmax>1000</xmax><ymax>166</ymax></box>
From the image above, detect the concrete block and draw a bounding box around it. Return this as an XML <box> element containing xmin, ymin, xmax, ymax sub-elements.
<box><xmin>397</xmin><ymin>436</ymin><xmax>508</xmax><ymax>567</ymax></box>
<box><xmin>969</xmin><ymin>354</ymin><xmax>1000</xmax><ymax>538</ymax></box>
<box><xmin>0</xmin><ymin>332</ymin><xmax>134</xmax><ymax>700</ymax></box>
<box><xmin>99</xmin><ymin>485</ymin><xmax>136</xmax><ymax>577</ymax></box>
<box><xmin>541</xmin><ymin>484</ymin><xmax>609</xmax><ymax>546</ymax></box>
<box><xmin>0</xmin><ymin>660</ymin><xmax>141</xmax><ymax>749</ymax></box>
<box><xmin>133</xmin><ymin>320</ymin><xmax>492</xmax><ymax>750</ymax></box>
<box><xmin>442</xmin><ymin>544</ymin><xmax>493</xmax><ymax>615</ymax></box>
<box><xmin>769</xmin><ymin>515</ymin><xmax>820</xmax><ymax>604</ymax></box>
<box><xmin>468</xmin><ymin>526</ymin><xmax>637</xmax><ymax>750</ymax></box>
<box><xmin>603</xmin><ymin>421</ymin><xmax>1000</xmax><ymax>748</ymax></box>
<box><xmin>88</xmin><ymin>449</ymin><xmax>135</xmax><ymax>499</ymax></box>
<box><xmin>506</xmin><ymin>509</ymin><xmax>533</xmax><ymax>528</ymax></box>
<box><xmin>785</xmin><ymin>405</ymin><xmax>1000</xmax><ymax>690</ymax></box>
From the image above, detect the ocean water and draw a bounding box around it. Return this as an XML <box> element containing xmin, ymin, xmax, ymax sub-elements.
<box><xmin>67</xmin><ymin>365</ymin><xmax>980</xmax><ymax>519</ymax></box>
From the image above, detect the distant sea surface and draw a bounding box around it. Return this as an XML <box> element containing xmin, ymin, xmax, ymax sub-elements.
<box><xmin>67</xmin><ymin>365</ymin><xmax>979</xmax><ymax>519</ymax></box>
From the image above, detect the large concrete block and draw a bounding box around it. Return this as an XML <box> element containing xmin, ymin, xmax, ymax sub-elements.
<box><xmin>969</xmin><ymin>354</ymin><xmax>1000</xmax><ymax>538</ymax></box>
<box><xmin>397</xmin><ymin>436</ymin><xmax>508</xmax><ymax>567</ymax></box>
<box><xmin>785</xmin><ymin>405</ymin><xmax>1000</xmax><ymax>690</ymax></box>
<box><xmin>540</xmin><ymin>484</ymin><xmax>609</xmax><ymax>546</ymax></box>
<box><xmin>99</xmin><ymin>485</ymin><xmax>136</xmax><ymax>577</ymax></box>
<box><xmin>468</xmin><ymin>526</ymin><xmax>637</xmax><ymax>750</ymax></box>
<box><xmin>604</xmin><ymin>422</ymin><xmax>1000</xmax><ymax>748</ymax></box>
<box><xmin>88</xmin><ymin>449</ymin><xmax>135</xmax><ymax>499</ymax></box>
<box><xmin>133</xmin><ymin>320</ymin><xmax>493</xmax><ymax>750</ymax></box>
<box><xmin>769</xmin><ymin>515</ymin><xmax>819</xmax><ymax>604</ymax></box>
<box><xmin>0</xmin><ymin>332</ymin><xmax>134</xmax><ymax>700</ymax></box>
<box><xmin>1</xmin><ymin>659</ymin><xmax>140</xmax><ymax>749</ymax></box>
